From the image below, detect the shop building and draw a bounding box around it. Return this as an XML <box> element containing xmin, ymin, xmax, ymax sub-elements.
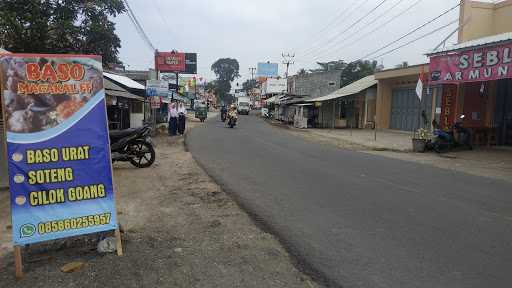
<box><xmin>375</xmin><ymin>0</ymin><xmax>512</xmax><ymax>135</ymax></box>
<box><xmin>375</xmin><ymin>64</ymin><xmax>441</xmax><ymax>132</ymax></box>
<box><xmin>287</xmin><ymin>70</ymin><xmax>342</xmax><ymax>100</ymax></box>
<box><xmin>427</xmin><ymin>32</ymin><xmax>512</xmax><ymax>146</ymax></box>
<box><xmin>103</xmin><ymin>72</ymin><xmax>146</xmax><ymax>130</ymax></box>
<box><xmin>307</xmin><ymin>75</ymin><xmax>378</xmax><ymax>129</ymax></box>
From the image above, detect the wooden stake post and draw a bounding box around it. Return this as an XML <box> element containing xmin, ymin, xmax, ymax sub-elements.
<box><xmin>14</xmin><ymin>246</ymin><xmax>22</xmax><ymax>279</ymax></box>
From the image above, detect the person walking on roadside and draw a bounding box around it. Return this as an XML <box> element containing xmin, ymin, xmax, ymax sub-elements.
<box><xmin>178</xmin><ymin>102</ymin><xmax>187</xmax><ymax>135</ymax></box>
<box><xmin>168</xmin><ymin>102</ymin><xmax>178</xmax><ymax>136</ymax></box>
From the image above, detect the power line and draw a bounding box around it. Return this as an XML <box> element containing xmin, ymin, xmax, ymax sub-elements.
<box><xmin>357</xmin><ymin>2</ymin><xmax>460</xmax><ymax>61</ymax></box>
<box><xmin>337</xmin><ymin>0</ymin><xmax>425</xmax><ymax>56</ymax></box>
<box><xmin>295</xmin><ymin>0</ymin><xmax>359</xmax><ymax>53</ymax></box>
<box><xmin>312</xmin><ymin>0</ymin><xmax>408</xmax><ymax>61</ymax></box>
<box><xmin>122</xmin><ymin>0</ymin><xmax>156</xmax><ymax>52</ymax></box>
<box><xmin>301</xmin><ymin>0</ymin><xmax>390</xmax><ymax>58</ymax></box>
<box><xmin>153</xmin><ymin>0</ymin><xmax>175</xmax><ymax>41</ymax></box>
<box><xmin>299</xmin><ymin>0</ymin><xmax>371</xmax><ymax>56</ymax></box>
<box><xmin>366</xmin><ymin>19</ymin><xmax>459</xmax><ymax>61</ymax></box>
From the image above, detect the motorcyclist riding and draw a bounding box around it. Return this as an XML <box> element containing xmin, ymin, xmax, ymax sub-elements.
<box><xmin>220</xmin><ymin>105</ymin><xmax>228</xmax><ymax>122</ymax></box>
<box><xmin>227</xmin><ymin>104</ymin><xmax>238</xmax><ymax>128</ymax></box>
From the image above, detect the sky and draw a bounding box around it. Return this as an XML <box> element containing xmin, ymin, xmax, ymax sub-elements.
<box><xmin>113</xmin><ymin>0</ymin><xmax>487</xmax><ymax>83</ymax></box>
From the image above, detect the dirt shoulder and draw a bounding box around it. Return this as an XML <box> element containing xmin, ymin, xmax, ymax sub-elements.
<box><xmin>0</xmin><ymin>117</ymin><xmax>318</xmax><ymax>288</ymax></box>
<box><xmin>272</xmin><ymin>120</ymin><xmax>512</xmax><ymax>183</ymax></box>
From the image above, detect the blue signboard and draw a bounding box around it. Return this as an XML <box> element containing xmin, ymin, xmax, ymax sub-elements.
<box><xmin>0</xmin><ymin>54</ymin><xmax>117</xmax><ymax>245</ymax></box>
<box><xmin>257</xmin><ymin>62</ymin><xmax>279</xmax><ymax>77</ymax></box>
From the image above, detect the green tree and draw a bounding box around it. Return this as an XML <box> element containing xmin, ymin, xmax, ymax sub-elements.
<box><xmin>242</xmin><ymin>79</ymin><xmax>257</xmax><ymax>92</ymax></box>
<box><xmin>211</xmin><ymin>58</ymin><xmax>240</xmax><ymax>101</ymax></box>
<box><xmin>310</xmin><ymin>60</ymin><xmax>347</xmax><ymax>73</ymax></box>
<box><xmin>339</xmin><ymin>60</ymin><xmax>378</xmax><ymax>87</ymax></box>
<box><xmin>0</xmin><ymin>0</ymin><xmax>125</xmax><ymax>66</ymax></box>
<box><xmin>297</xmin><ymin>68</ymin><xmax>308</xmax><ymax>76</ymax></box>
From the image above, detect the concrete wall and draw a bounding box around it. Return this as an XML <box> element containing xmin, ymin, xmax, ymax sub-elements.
<box><xmin>494</xmin><ymin>1</ymin><xmax>512</xmax><ymax>35</ymax></box>
<box><xmin>459</xmin><ymin>0</ymin><xmax>512</xmax><ymax>42</ymax></box>
<box><xmin>289</xmin><ymin>71</ymin><xmax>342</xmax><ymax>99</ymax></box>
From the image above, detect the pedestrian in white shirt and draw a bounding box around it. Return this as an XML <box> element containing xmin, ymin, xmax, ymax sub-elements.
<box><xmin>168</xmin><ymin>102</ymin><xmax>178</xmax><ymax>136</ymax></box>
<box><xmin>177</xmin><ymin>102</ymin><xmax>187</xmax><ymax>135</ymax></box>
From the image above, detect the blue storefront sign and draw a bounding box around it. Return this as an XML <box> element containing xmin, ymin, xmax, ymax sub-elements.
<box><xmin>0</xmin><ymin>53</ymin><xmax>117</xmax><ymax>245</ymax></box>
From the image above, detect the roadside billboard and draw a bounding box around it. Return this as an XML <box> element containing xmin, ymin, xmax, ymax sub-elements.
<box><xmin>257</xmin><ymin>62</ymin><xmax>279</xmax><ymax>77</ymax></box>
<box><xmin>185</xmin><ymin>53</ymin><xmax>197</xmax><ymax>74</ymax></box>
<box><xmin>262</xmin><ymin>78</ymin><xmax>287</xmax><ymax>95</ymax></box>
<box><xmin>155</xmin><ymin>51</ymin><xmax>186</xmax><ymax>72</ymax></box>
<box><xmin>155</xmin><ymin>52</ymin><xmax>197</xmax><ymax>74</ymax></box>
<box><xmin>147</xmin><ymin>79</ymin><xmax>169</xmax><ymax>95</ymax></box>
<box><xmin>0</xmin><ymin>53</ymin><xmax>117</xmax><ymax>245</ymax></box>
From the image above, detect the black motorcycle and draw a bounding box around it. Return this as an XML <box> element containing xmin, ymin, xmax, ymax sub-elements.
<box><xmin>109</xmin><ymin>125</ymin><xmax>155</xmax><ymax>168</ymax></box>
<box><xmin>221</xmin><ymin>111</ymin><xmax>227</xmax><ymax>122</ymax></box>
<box><xmin>227</xmin><ymin>115</ymin><xmax>237</xmax><ymax>128</ymax></box>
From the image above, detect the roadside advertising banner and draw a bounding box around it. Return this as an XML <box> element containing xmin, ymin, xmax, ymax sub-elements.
<box><xmin>0</xmin><ymin>54</ymin><xmax>117</xmax><ymax>245</ymax></box>
<box><xmin>185</xmin><ymin>53</ymin><xmax>198</xmax><ymax>74</ymax></box>
<box><xmin>147</xmin><ymin>80</ymin><xmax>169</xmax><ymax>97</ymax></box>
<box><xmin>429</xmin><ymin>42</ymin><xmax>512</xmax><ymax>83</ymax></box>
<box><xmin>257</xmin><ymin>62</ymin><xmax>279</xmax><ymax>78</ymax></box>
<box><xmin>155</xmin><ymin>52</ymin><xmax>186</xmax><ymax>73</ymax></box>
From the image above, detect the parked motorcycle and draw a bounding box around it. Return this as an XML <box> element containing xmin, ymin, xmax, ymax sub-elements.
<box><xmin>430</xmin><ymin>115</ymin><xmax>472</xmax><ymax>153</ymax></box>
<box><xmin>109</xmin><ymin>125</ymin><xmax>155</xmax><ymax>168</ymax></box>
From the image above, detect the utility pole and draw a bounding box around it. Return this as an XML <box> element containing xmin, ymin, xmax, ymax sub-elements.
<box><xmin>282</xmin><ymin>53</ymin><xmax>295</xmax><ymax>78</ymax></box>
<box><xmin>249</xmin><ymin>67</ymin><xmax>257</xmax><ymax>81</ymax></box>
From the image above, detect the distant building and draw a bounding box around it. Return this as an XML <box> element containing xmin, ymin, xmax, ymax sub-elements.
<box><xmin>287</xmin><ymin>70</ymin><xmax>342</xmax><ymax>100</ymax></box>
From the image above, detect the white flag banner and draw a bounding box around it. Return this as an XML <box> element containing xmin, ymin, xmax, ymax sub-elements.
<box><xmin>416</xmin><ymin>78</ymin><xmax>423</xmax><ymax>101</ymax></box>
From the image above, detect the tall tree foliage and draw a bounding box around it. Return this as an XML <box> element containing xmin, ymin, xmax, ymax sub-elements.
<box><xmin>211</xmin><ymin>58</ymin><xmax>240</xmax><ymax>101</ymax></box>
<box><xmin>300</xmin><ymin>59</ymin><xmax>379</xmax><ymax>87</ymax></box>
<box><xmin>339</xmin><ymin>60</ymin><xmax>378</xmax><ymax>86</ymax></box>
<box><xmin>0</xmin><ymin>0</ymin><xmax>125</xmax><ymax>66</ymax></box>
<box><xmin>242</xmin><ymin>79</ymin><xmax>257</xmax><ymax>93</ymax></box>
<box><xmin>310</xmin><ymin>60</ymin><xmax>348</xmax><ymax>73</ymax></box>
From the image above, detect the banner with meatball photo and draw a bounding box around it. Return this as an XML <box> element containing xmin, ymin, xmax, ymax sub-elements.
<box><xmin>0</xmin><ymin>54</ymin><xmax>118</xmax><ymax>245</ymax></box>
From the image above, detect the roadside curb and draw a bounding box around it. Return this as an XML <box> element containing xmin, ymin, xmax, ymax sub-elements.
<box><xmin>264</xmin><ymin>119</ymin><xmax>411</xmax><ymax>153</ymax></box>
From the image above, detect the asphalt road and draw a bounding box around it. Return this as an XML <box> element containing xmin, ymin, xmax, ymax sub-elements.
<box><xmin>187</xmin><ymin>114</ymin><xmax>512</xmax><ymax>288</ymax></box>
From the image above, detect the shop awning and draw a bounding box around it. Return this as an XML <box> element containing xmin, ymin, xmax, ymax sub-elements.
<box><xmin>428</xmin><ymin>32</ymin><xmax>512</xmax><ymax>56</ymax></box>
<box><xmin>104</xmin><ymin>78</ymin><xmax>144</xmax><ymax>101</ymax></box>
<box><xmin>307</xmin><ymin>75</ymin><xmax>376</xmax><ymax>102</ymax></box>
<box><xmin>265</xmin><ymin>96</ymin><xmax>277</xmax><ymax>104</ymax></box>
<box><xmin>104</xmin><ymin>72</ymin><xmax>145</xmax><ymax>90</ymax></box>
